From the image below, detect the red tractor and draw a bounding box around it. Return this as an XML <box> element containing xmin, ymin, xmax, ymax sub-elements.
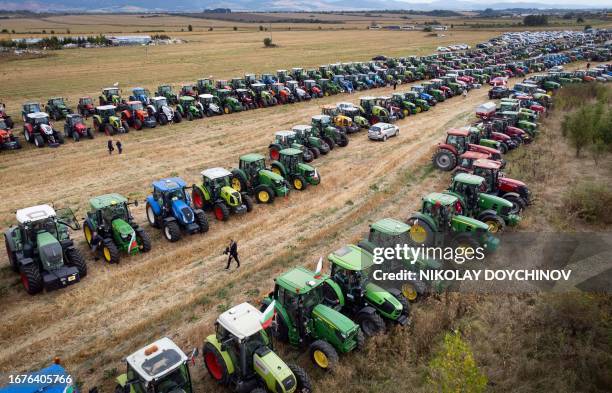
<box><xmin>0</xmin><ymin>118</ymin><xmax>20</xmax><ymax>151</ymax></box>
<box><xmin>63</xmin><ymin>114</ymin><xmax>94</xmax><ymax>141</ymax></box>
<box><xmin>0</xmin><ymin>102</ymin><xmax>14</xmax><ymax>129</ymax></box>
<box><xmin>432</xmin><ymin>128</ymin><xmax>504</xmax><ymax>171</ymax></box>
<box><xmin>77</xmin><ymin>97</ymin><xmax>95</xmax><ymax>118</ymax></box>
<box><xmin>472</xmin><ymin>158</ymin><xmax>531</xmax><ymax>213</ymax></box>
<box><xmin>121</xmin><ymin>101</ymin><xmax>157</xmax><ymax>130</ymax></box>
<box><xmin>23</xmin><ymin>112</ymin><xmax>64</xmax><ymax>148</ymax></box>
<box><xmin>303</xmin><ymin>80</ymin><xmax>323</xmax><ymax>98</ymax></box>
<box><xmin>453</xmin><ymin>151</ymin><xmax>490</xmax><ymax>174</ymax></box>
<box><xmin>270</xmin><ymin>83</ymin><xmax>295</xmax><ymax>104</ymax></box>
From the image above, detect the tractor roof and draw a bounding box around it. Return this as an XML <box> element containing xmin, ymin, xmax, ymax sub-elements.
<box><xmin>292</xmin><ymin>125</ymin><xmax>311</xmax><ymax>132</ymax></box>
<box><xmin>103</xmin><ymin>87</ymin><xmax>119</xmax><ymax>91</ymax></box>
<box><xmin>251</xmin><ymin>83</ymin><xmax>265</xmax><ymax>88</ymax></box>
<box><xmin>453</xmin><ymin>173</ymin><xmax>485</xmax><ymax>185</ymax></box>
<box><xmin>275</xmin><ymin>266</ymin><xmax>325</xmax><ymax>295</ymax></box>
<box><xmin>89</xmin><ymin>193</ymin><xmax>127</xmax><ymax>210</ymax></box>
<box><xmin>459</xmin><ymin>151</ymin><xmax>489</xmax><ymax>159</ymax></box>
<box><xmin>201</xmin><ymin>167</ymin><xmax>231</xmax><ymax>180</ymax></box>
<box><xmin>447</xmin><ymin>128</ymin><xmax>469</xmax><ymax>137</ymax></box>
<box><xmin>280</xmin><ymin>148</ymin><xmax>302</xmax><ymax>156</ymax></box>
<box><xmin>126</xmin><ymin>337</ymin><xmax>187</xmax><ymax>383</ymax></box>
<box><xmin>304</xmin><ymin>79</ymin><xmax>315</xmax><ymax>83</ymax></box>
<box><xmin>275</xmin><ymin>130</ymin><xmax>295</xmax><ymax>137</ymax></box>
<box><xmin>217</xmin><ymin>302</ymin><xmax>264</xmax><ymax>340</ymax></box>
<box><xmin>423</xmin><ymin>192</ymin><xmax>458</xmax><ymax>206</ymax></box>
<box><xmin>370</xmin><ymin>218</ymin><xmax>410</xmax><ymax>236</ymax></box>
<box><xmin>311</xmin><ymin>114</ymin><xmax>330</xmax><ymax>121</ymax></box>
<box><xmin>328</xmin><ymin>245</ymin><xmax>373</xmax><ymax>271</ymax></box>
<box><xmin>27</xmin><ymin>112</ymin><xmax>49</xmax><ymax>119</ymax></box>
<box><xmin>16</xmin><ymin>205</ymin><xmax>56</xmax><ymax>224</ymax></box>
<box><xmin>97</xmin><ymin>105</ymin><xmax>116</xmax><ymax>111</ymax></box>
<box><xmin>199</xmin><ymin>94</ymin><xmax>214</xmax><ymax>99</ymax></box>
<box><xmin>127</xmin><ymin>100</ymin><xmax>142</xmax><ymax>105</ymax></box>
<box><xmin>152</xmin><ymin>177</ymin><xmax>187</xmax><ymax>192</ymax></box>
<box><xmin>360</xmin><ymin>96</ymin><xmax>376</xmax><ymax>101</ymax></box>
<box><xmin>151</xmin><ymin>96</ymin><xmax>166</xmax><ymax>102</ymax></box>
<box><xmin>473</xmin><ymin>159</ymin><xmax>501</xmax><ymax>170</ymax></box>
<box><xmin>180</xmin><ymin>96</ymin><xmax>195</xmax><ymax>102</ymax></box>
<box><xmin>240</xmin><ymin>153</ymin><xmax>265</xmax><ymax>163</ymax></box>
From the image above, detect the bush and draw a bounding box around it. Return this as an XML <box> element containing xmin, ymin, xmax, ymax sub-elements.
<box><xmin>263</xmin><ymin>37</ymin><xmax>274</xmax><ymax>47</ymax></box>
<box><xmin>427</xmin><ymin>331</ymin><xmax>488</xmax><ymax>393</ymax></box>
<box><xmin>564</xmin><ymin>183</ymin><xmax>612</xmax><ymax>224</ymax></box>
<box><xmin>523</xmin><ymin>14</ymin><xmax>548</xmax><ymax>26</ymax></box>
<box><xmin>187</xmin><ymin>24</ymin><xmax>193</xmax><ymax>32</ymax></box>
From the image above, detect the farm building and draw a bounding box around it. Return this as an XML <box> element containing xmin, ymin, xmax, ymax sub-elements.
<box><xmin>107</xmin><ymin>35</ymin><xmax>152</xmax><ymax>46</ymax></box>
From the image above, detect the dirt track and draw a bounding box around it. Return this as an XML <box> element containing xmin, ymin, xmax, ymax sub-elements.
<box><xmin>0</xmin><ymin>65</ymin><xmax>587</xmax><ymax>390</ymax></box>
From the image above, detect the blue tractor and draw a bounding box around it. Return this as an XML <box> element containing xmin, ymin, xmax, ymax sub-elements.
<box><xmin>411</xmin><ymin>85</ymin><xmax>437</xmax><ymax>106</ymax></box>
<box><xmin>332</xmin><ymin>75</ymin><xmax>354</xmax><ymax>93</ymax></box>
<box><xmin>0</xmin><ymin>362</ymin><xmax>79</xmax><ymax>393</ymax></box>
<box><xmin>128</xmin><ymin>87</ymin><xmax>151</xmax><ymax>105</ymax></box>
<box><xmin>145</xmin><ymin>177</ymin><xmax>209</xmax><ymax>242</ymax></box>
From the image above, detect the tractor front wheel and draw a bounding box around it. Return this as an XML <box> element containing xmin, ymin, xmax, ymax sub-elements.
<box><xmin>158</xmin><ymin>114</ymin><xmax>168</xmax><ymax>125</ymax></box>
<box><xmin>195</xmin><ymin>210</ymin><xmax>209</xmax><ymax>233</ymax></box>
<box><xmin>191</xmin><ymin>187</ymin><xmax>206</xmax><ymax>210</ymax></box>
<box><xmin>323</xmin><ymin>136</ymin><xmax>335</xmax><ymax>150</ymax></box>
<box><xmin>242</xmin><ymin>194</ymin><xmax>254</xmax><ymax>212</ymax></box>
<box><xmin>310</xmin><ymin>147</ymin><xmax>320</xmax><ymax>159</ymax></box>
<box><xmin>174</xmin><ymin>110</ymin><xmax>182</xmax><ymax>123</ymax></box>
<box><xmin>34</xmin><ymin>135</ymin><xmax>45</xmax><ymax>148</ymax></box>
<box><xmin>498</xmin><ymin>142</ymin><xmax>508</xmax><ymax>154</ymax></box>
<box><xmin>502</xmin><ymin>193</ymin><xmax>526</xmax><ymax>215</ymax></box>
<box><xmin>72</xmin><ymin>131</ymin><xmax>80</xmax><ymax>142</ymax></box>
<box><xmin>187</xmin><ymin>112</ymin><xmax>194</xmax><ymax>121</ymax></box>
<box><xmin>480</xmin><ymin>214</ymin><xmax>505</xmax><ymax>233</ymax></box>
<box><xmin>20</xmin><ymin>263</ymin><xmax>43</xmax><ymax>295</ymax></box>
<box><xmin>136</xmin><ymin>228</ymin><xmax>152</xmax><ymax>252</ymax></box>
<box><xmin>56</xmin><ymin>132</ymin><xmax>65</xmax><ymax>144</ymax></box>
<box><xmin>133</xmin><ymin>119</ymin><xmax>143</xmax><ymax>130</ymax></box>
<box><xmin>432</xmin><ymin>149</ymin><xmax>457</xmax><ymax>171</ymax></box>
<box><xmin>102</xmin><ymin>238</ymin><xmax>120</xmax><ymax>264</ymax></box>
<box><xmin>309</xmin><ymin>340</ymin><xmax>339</xmax><ymax>371</ymax></box>
<box><xmin>292</xmin><ymin>176</ymin><xmax>308</xmax><ymax>191</ymax></box>
<box><xmin>87</xmin><ymin>128</ymin><xmax>94</xmax><ymax>139</ymax></box>
<box><xmin>288</xmin><ymin>364</ymin><xmax>313</xmax><ymax>393</ymax></box>
<box><xmin>163</xmin><ymin>221</ymin><xmax>182</xmax><ymax>242</ymax></box>
<box><xmin>202</xmin><ymin>343</ymin><xmax>229</xmax><ymax>385</ymax></box>
<box><xmin>405</xmin><ymin>216</ymin><xmax>435</xmax><ymax>246</ymax></box>
<box><xmin>357</xmin><ymin>311</ymin><xmax>385</xmax><ymax>337</ymax></box>
<box><xmin>65</xmin><ymin>247</ymin><xmax>87</xmax><ymax>278</ymax></box>
<box><xmin>213</xmin><ymin>203</ymin><xmax>230</xmax><ymax>221</ymax></box>
<box><xmin>105</xmin><ymin>123</ymin><xmax>114</xmax><ymax>136</ymax></box>
<box><xmin>337</xmin><ymin>133</ymin><xmax>349</xmax><ymax>147</ymax></box>
<box><xmin>451</xmin><ymin>233</ymin><xmax>480</xmax><ymax>251</ymax></box>
<box><xmin>255</xmin><ymin>185</ymin><xmax>275</xmax><ymax>204</ymax></box>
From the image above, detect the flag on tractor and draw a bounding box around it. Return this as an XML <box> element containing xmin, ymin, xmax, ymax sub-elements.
<box><xmin>261</xmin><ymin>301</ymin><xmax>276</xmax><ymax>329</ymax></box>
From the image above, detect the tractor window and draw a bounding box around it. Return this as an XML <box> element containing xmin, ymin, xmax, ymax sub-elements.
<box><xmin>155</xmin><ymin>364</ymin><xmax>190</xmax><ymax>393</ymax></box>
<box><xmin>165</xmin><ymin>188</ymin><xmax>185</xmax><ymax>202</ymax></box>
<box><xmin>126</xmin><ymin>366</ymin><xmax>147</xmax><ymax>393</ymax></box>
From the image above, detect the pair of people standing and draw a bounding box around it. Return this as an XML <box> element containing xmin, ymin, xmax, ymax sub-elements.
<box><xmin>107</xmin><ymin>140</ymin><xmax>123</xmax><ymax>154</ymax></box>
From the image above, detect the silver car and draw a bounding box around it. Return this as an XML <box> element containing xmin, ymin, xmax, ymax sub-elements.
<box><xmin>368</xmin><ymin>122</ymin><xmax>399</xmax><ymax>141</ymax></box>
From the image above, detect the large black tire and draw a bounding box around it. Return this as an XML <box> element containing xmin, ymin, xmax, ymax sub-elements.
<box><xmin>323</xmin><ymin>136</ymin><xmax>335</xmax><ymax>150</ymax></box>
<box><xmin>310</xmin><ymin>147</ymin><xmax>320</xmax><ymax>159</ymax></box>
<box><xmin>158</xmin><ymin>114</ymin><xmax>168</xmax><ymax>125</ymax></box>
<box><xmin>243</xmin><ymin>194</ymin><xmax>254</xmax><ymax>212</ymax></box>
<box><xmin>292</xmin><ymin>175</ymin><xmax>308</xmax><ymax>191</ymax></box>
<box><xmin>357</xmin><ymin>310</ymin><xmax>386</xmax><ymax>337</ymax></box>
<box><xmin>5</xmin><ymin>236</ymin><xmax>19</xmax><ymax>272</ymax></box>
<box><xmin>405</xmin><ymin>216</ymin><xmax>435</xmax><ymax>247</ymax></box>
<box><xmin>20</xmin><ymin>263</ymin><xmax>43</xmax><ymax>295</ymax></box>
<box><xmin>133</xmin><ymin>119</ymin><xmax>143</xmax><ymax>130</ymax></box>
<box><xmin>271</xmin><ymin>312</ymin><xmax>289</xmax><ymax>341</ymax></box>
<box><xmin>319</xmin><ymin>142</ymin><xmax>330</xmax><ymax>155</ymax></box>
<box><xmin>356</xmin><ymin>329</ymin><xmax>366</xmax><ymax>351</ymax></box>
<box><xmin>432</xmin><ymin>149</ymin><xmax>457</xmax><ymax>171</ymax></box>
<box><xmin>5</xmin><ymin>117</ymin><xmax>13</xmax><ymax>129</ymax></box>
<box><xmin>56</xmin><ymin>132</ymin><xmax>64</xmax><ymax>144</ymax></box>
<box><xmin>499</xmin><ymin>142</ymin><xmax>508</xmax><ymax>154</ymax></box>
<box><xmin>202</xmin><ymin>342</ymin><xmax>230</xmax><ymax>385</ymax></box>
<box><xmin>254</xmin><ymin>185</ymin><xmax>275</xmax><ymax>204</ymax></box>
<box><xmin>502</xmin><ymin>193</ymin><xmax>526</xmax><ymax>215</ymax></box>
<box><xmin>87</xmin><ymin>128</ymin><xmax>94</xmax><ymax>139</ymax></box>
<box><xmin>122</xmin><ymin>121</ymin><xmax>130</xmax><ymax>133</ymax></box>
<box><xmin>337</xmin><ymin>133</ymin><xmax>349</xmax><ymax>147</ymax></box>
<box><xmin>136</xmin><ymin>228</ymin><xmax>152</xmax><ymax>252</ymax></box>
<box><xmin>163</xmin><ymin>220</ymin><xmax>182</xmax><ymax>242</ymax></box>
<box><xmin>187</xmin><ymin>111</ymin><xmax>193</xmax><ymax>121</ymax></box>
<box><xmin>102</xmin><ymin>238</ymin><xmax>121</xmax><ymax>264</ymax></box>
<box><xmin>451</xmin><ymin>233</ymin><xmax>480</xmax><ymax>251</ymax></box>
<box><xmin>105</xmin><ymin>123</ymin><xmax>114</xmax><ymax>135</ymax></box>
<box><xmin>213</xmin><ymin>202</ymin><xmax>230</xmax><ymax>221</ymax></box>
<box><xmin>72</xmin><ymin>131</ymin><xmax>80</xmax><ymax>142</ymax></box>
<box><xmin>288</xmin><ymin>364</ymin><xmax>313</xmax><ymax>393</ymax></box>
<box><xmin>173</xmin><ymin>110</ymin><xmax>182</xmax><ymax>123</ymax></box>
<box><xmin>65</xmin><ymin>247</ymin><xmax>87</xmax><ymax>278</ymax></box>
<box><xmin>195</xmin><ymin>210</ymin><xmax>209</xmax><ymax>233</ymax></box>
<box><xmin>34</xmin><ymin>135</ymin><xmax>45</xmax><ymax>148</ymax></box>
<box><xmin>309</xmin><ymin>340</ymin><xmax>339</xmax><ymax>371</ymax></box>
<box><xmin>146</xmin><ymin>202</ymin><xmax>161</xmax><ymax>228</ymax></box>
<box><xmin>479</xmin><ymin>213</ymin><xmax>505</xmax><ymax>234</ymax></box>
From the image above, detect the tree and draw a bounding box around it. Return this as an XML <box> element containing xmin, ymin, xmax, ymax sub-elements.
<box><xmin>187</xmin><ymin>24</ymin><xmax>193</xmax><ymax>32</ymax></box>
<box><xmin>233</xmin><ymin>26</ymin><xmax>237</xmax><ymax>31</ymax></box>
<box><xmin>577</xmin><ymin>16</ymin><xmax>585</xmax><ymax>23</ymax></box>
<box><xmin>562</xmin><ymin>105</ymin><xmax>596</xmax><ymax>157</ymax></box>
<box><xmin>523</xmin><ymin>14</ymin><xmax>548</xmax><ymax>26</ymax></box>
<box><xmin>263</xmin><ymin>37</ymin><xmax>273</xmax><ymax>47</ymax></box>
<box><xmin>259</xmin><ymin>25</ymin><xmax>264</xmax><ymax>31</ymax></box>
<box><xmin>428</xmin><ymin>332</ymin><xmax>487</xmax><ymax>393</ymax></box>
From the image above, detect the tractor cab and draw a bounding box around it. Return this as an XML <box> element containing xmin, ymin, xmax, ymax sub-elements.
<box><xmin>260</xmin><ymin>73</ymin><xmax>277</xmax><ymax>85</ymax></box>
<box><xmin>95</xmin><ymin>105</ymin><xmax>117</xmax><ymax>120</ymax></box>
<box><xmin>230</xmin><ymin>77</ymin><xmax>246</xmax><ymax>90</ymax></box>
<box><xmin>78</xmin><ymin>96</ymin><xmax>95</xmax><ymax>114</ymax></box>
<box><xmin>180</xmin><ymin>84</ymin><xmax>197</xmax><ymax>97</ymax></box>
<box><xmin>101</xmin><ymin>87</ymin><xmax>121</xmax><ymax>105</ymax></box>
<box><xmin>215</xmin><ymin>80</ymin><xmax>231</xmax><ymax>90</ymax></box>
<box><xmin>127</xmin><ymin>101</ymin><xmax>144</xmax><ymax>112</ymax></box>
<box><xmin>89</xmin><ymin>194</ymin><xmax>132</xmax><ymax>229</ymax></box>
<box><xmin>178</xmin><ymin>96</ymin><xmax>196</xmax><ymax>108</ymax></box>
<box><xmin>196</xmin><ymin>79</ymin><xmax>214</xmax><ymax>94</ymax></box>
<box><xmin>276</xmin><ymin>69</ymin><xmax>292</xmax><ymax>83</ymax></box>
<box><xmin>291</xmin><ymin>67</ymin><xmax>306</xmax><ymax>81</ymax></box>
<box><xmin>277</xmin><ymin>148</ymin><xmax>306</xmax><ymax>171</ymax></box>
<box><xmin>151</xmin><ymin>178</ymin><xmax>189</xmax><ymax>210</ymax></box>
<box><xmin>200</xmin><ymin>167</ymin><xmax>243</xmax><ymax>208</ymax></box>
<box><xmin>198</xmin><ymin>93</ymin><xmax>221</xmax><ymax>113</ymax></box>
<box><xmin>117</xmin><ymin>337</ymin><xmax>194</xmax><ymax>393</ymax></box>
<box><xmin>47</xmin><ymin>97</ymin><xmax>68</xmax><ymax>109</ymax></box>
<box><xmin>244</xmin><ymin>73</ymin><xmax>260</xmax><ymax>86</ymax></box>
<box><xmin>22</xmin><ymin>102</ymin><xmax>42</xmax><ymax>119</ymax></box>
<box><xmin>26</xmin><ymin>111</ymin><xmax>51</xmax><ymax>127</ymax></box>
<box><xmin>65</xmin><ymin>113</ymin><xmax>85</xmax><ymax>128</ymax></box>
<box><xmin>129</xmin><ymin>87</ymin><xmax>150</xmax><ymax>105</ymax></box>
<box><xmin>150</xmin><ymin>96</ymin><xmax>169</xmax><ymax>112</ymax></box>
<box><xmin>456</xmin><ymin>151</ymin><xmax>489</xmax><ymax>172</ymax></box>
<box><xmin>274</xmin><ymin>130</ymin><xmax>298</xmax><ymax>146</ymax></box>
<box><xmin>238</xmin><ymin>153</ymin><xmax>267</xmax><ymax>179</ymax></box>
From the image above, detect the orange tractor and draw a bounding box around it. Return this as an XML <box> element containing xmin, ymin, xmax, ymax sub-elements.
<box><xmin>121</xmin><ymin>101</ymin><xmax>157</xmax><ymax>130</ymax></box>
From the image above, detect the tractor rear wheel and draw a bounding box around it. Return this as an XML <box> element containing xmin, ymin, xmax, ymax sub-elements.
<box><xmin>242</xmin><ymin>194</ymin><xmax>254</xmax><ymax>212</ymax></box>
<box><xmin>20</xmin><ymin>263</ymin><xmax>43</xmax><ymax>295</ymax></box>
<box><xmin>195</xmin><ymin>210</ymin><xmax>209</xmax><ymax>233</ymax></box>
<box><xmin>502</xmin><ymin>193</ymin><xmax>526</xmax><ymax>215</ymax></box>
<box><xmin>498</xmin><ymin>142</ymin><xmax>508</xmax><ymax>154</ymax></box>
<box><xmin>136</xmin><ymin>228</ymin><xmax>152</xmax><ymax>252</ymax></box>
<box><xmin>158</xmin><ymin>114</ymin><xmax>168</xmax><ymax>125</ymax></box>
<box><xmin>102</xmin><ymin>238</ymin><xmax>120</xmax><ymax>264</ymax></box>
<box><xmin>202</xmin><ymin>342</ymin><xmax>229</xmax><ymax>385</ymax></box>
<box><xmin>65</xmin><ymin>247</ymin><xmax>87</xmax><ymax>278</ymax></box>
<box><xmin>163</xmin><ymin>221</ymin><xmax>182</xmax><ymax>242</ymax></box>
<box><xmin>191</xmin><ymin>187</ymin><xmax>206</xmax><ymax>210</ymax></box>
<box><xmin>187</xmin><ymin>111</ymin><xmax>194</xmax><ymax>121</ymax></box>
<box><xmin>356</xmin><ymin>329</ymin><xmax>366</xmax><ymax>351</ymax></box>
<box><xmin>72</xmin><ymin>131</ymin><xmax>80</xmax><ymax>142</ymax></box>
<box><xmin>105</xmin><ymin>123</ymin><xmax>114</xmax><ymax>136</ymax></box>
<box><xmin>230</xmin><ymin>171</ymin><xmax>247</xmax><ymax>192</ymax></box>
<box><xmin>56</xmin><ymin>132</ymin><xmax>65</xmax><ymax>144</ymax></box>
<box><xmin>23</xmin><ymin>128</ymin><xmax>30</xmax><ymax>143</ymax></box>
<box><xmin>133</xmin><ymin>119</ymin><xmax>143</xmax><ymax>130</ymax></box>
<box><xmin>146</xmin><ymin>202</ymin><xmax>161</xmax><ymax>228</ymax></box>
<box><xmin>405</xmin><ymin>216</ymin><xmax>435</xmax><ymax>246</ymax></box>
<box><xmin>480</xmin><ymin>214</ymin><xmax>505</xmax><ymax>233</ymax></box>
<box><xmin>122</xmin><ymin>122</ymin><xmax>130</xmax><ymax>133</ymax></box>
<box><xmin>255</xmin><ymin>185</ymin><xmax>275</xmax><ymax>204</ymax></box>
<box><xmin>5</xmin><ymin>236</ymin><xmax>19</xmax><ymax>272</ymax></box>
<box><xmin>323</xmin><ymin>136</ymin><xmax>335</xmax><ymax>150</ymax></box>
<box><xmin>174</xmin><ymin>110</ymin><xmax>182</xmax><ymax>123</ymax></box>
<box><xmin>34</xmin><ymin>135</ymin><xmax>45</xmax><ymax>148</ymax></box>
<box><xmin>288</xmin><ymin>364</ymin><xmax>313</xmax><ymax>393</ymax></box>
<box><xmin>269</xmin><ymin>146</ymin><xmax>281</xmax><ymax>161</ymax></box>
<box><xmin>309</xmin><ymin>340</ymin><xmax>338</xmax><ymax>371</ymax></box>
<box><xmin>83</xmin><ymin>223</ymin><xmax>94</xmax><ymax>247</ymax></box>
<box><xmin>213</xmin><ymin>203</ymin><xmax>230</xmax><ymax>221</ymax></box>
<box><xmin>87</xmin><ymin>128</ymin><xmax>94</xmax><ymax>139</ymax></box>
<box><xmin>337</xmin><ymin>133</ymin><xmax>349</xmax><ymax>147</ymax></box>
<box><xmin>292</xmin><ymin>176</ymin><xmax>308</xmax><ymax>191</ymax></box>
<box><xmin>432</xmin><ymin>149</ymin><xmax>457</xmax><ymax>171</ymax></box>
<box><xmin>310</xmin><ymin>148</ymin><xmax>320</xmax><ymax>159</ymax></box>
<box><xmin>357</xmin><ymin>311</ymin><xmax>385</xmax><ymax>337</ymax></box>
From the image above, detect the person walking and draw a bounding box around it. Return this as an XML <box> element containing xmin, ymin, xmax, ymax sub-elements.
<box><xmin>393</xmin><ymin>80</ymin><xmax>398</xmax><ymax>90</ymax></box>
<box><xmin>116</xmin><ymin>139</ymin><xmax>123</xmax><ymax>154</ymax></box>
<box><xmin>224</xmin><ymin>239</ymin><xmax>240</xmax><ymax>269</ymax></box>
<box><xmin>107</xmin><ymin>139</ymin><xmax>114</xmax><ymax>155</ymax></box>
<box><xmin>462</xmin><ymin>89</ymin><xmax>468</xmax><ymax>99</ymax></box>
<box><xmin>586</xmin><ymin>62</ymin><xmax>591</xmax><ymax>69</ymax></box>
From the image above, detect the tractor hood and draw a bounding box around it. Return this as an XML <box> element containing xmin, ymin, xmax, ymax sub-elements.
<box><xmin>469</xmin><ymin>144</ymin><xmax>499</xmax><ymax>155</ymax></box>
<box><xmin>297</xmin><ymin>162</ymin><xmax>315</xmax><ymax>173</ymax></box>
<box><xmin>261</xmin><ymin>169</ymin><xmax>285</xmax><ymax>182</ymax></box>
<box><xmin>479</xmin><ymin>193</ymin><xmax>513</xmax><ymax>209</ymax></box>
<box><xmin>74</xmin><ymin>122</ymin><xmax>86</xmax><ymax>133</ymax></box>
<box><xmin>506</xmin><ymin>126</ymin><xmax>525</xmax><ymax>136</ymax></box>
<box><xmin>451</xmin><ymin>215</ymin><xmax>489</xmax><ymax>231</ymax></box>
<box><xmin>37</xmin><ymin>231</ymin><xmax>64</xmax><ymax>271</ymax></box>
<box><xmin>112</xmin><ymin>218</ymin><xmax>135</xmax><ymax>239</ymax></box>
<box><xmin>312</xmin><ymin>304</ymin><xmax>358</xmax><ymax>335</ymax></box>
<box><xmin>491</xmin><ymin>132</ymin><xmax>511</xmax><ymax>141</ymax></box>
<box><xmin>171</xmin><ymin>198</ymin><xmax>194</xmax><ymax>224</ymax></box>
<box><xmin>499</xmin><ymin>176</ymin><xmax>526</xmax><ymax>188</ymax></box>
<box><xmin>40</xmin><ymin>124</ymin><xmax>54</xmax><ymax>135</ymax></box>
<box><xmin>253</xmin><ymin>348</ymin><xmax>295</xmax><ymax>393</ymax></box>
<box><xmin>161</xmin><ymin>105</ymin><xmax>174</xmax><ymax>118</ymax></box>
<box><xmin>220</xmin><ymin>186</ymin><xmax>242</xmax><ymax>206</ymax></box>
<box><xmin>365</xmin><ymin>282</ymin><xmax>403</xmax><ymax>312</ymax></box>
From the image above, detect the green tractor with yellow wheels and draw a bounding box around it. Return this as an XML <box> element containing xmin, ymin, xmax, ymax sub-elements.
<box><xmin>203</xmin><ymin>302</ymin><xmax>313</xmax><ymax>393</ymax></box>
<box><xmin>192</xmin><ymin>167</ymin><xmax>254</xmax><ymax>221</ymax></box>
<box><xmin>230</xmin><ymin>153</ymin><xmax>290</xmax><ymax>204</ymax></box>
<box><xmin>270</xmin><ymin>148</ymin><xmax>321</xmax><ymax>191</ymax></box>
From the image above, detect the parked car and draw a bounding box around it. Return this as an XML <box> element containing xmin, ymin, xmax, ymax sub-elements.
<box><xmin>368</xmin><ymin>122</ymin><xmax>399</xmax><ymax>141</ymax></box>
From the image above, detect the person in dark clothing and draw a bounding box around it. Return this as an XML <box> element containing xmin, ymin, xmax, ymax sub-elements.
<box><xmin>393</xmin><ymin>80</ymin><xmax>398</xmax><ymax>90</ymax></box>
<box><xmin>116</xmin><ymin>140</ymin><xmax>123</xmax><ymax>154</ymax></box>
<box><xmin>224</xmin><ymin>239</ymin><xmax>240</xmax><ymax>269</ymax></box>
<box><xmin>586</xmin><ymin>62</ymin><xmax>591</xmax><ymax>69</ymax></box>
<box><xmin>107</xmin><ymin>139</ymin><xmax>114</xmax><ymax>155</ymax></box>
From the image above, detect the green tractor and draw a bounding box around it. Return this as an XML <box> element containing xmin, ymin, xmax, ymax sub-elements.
<box><xmin>359</xmin><ymin>96</ymin><xmax>397</xmax><ymax>124</ymax></box>
<box><xmin>99</xmin><ymin>87</ymin><xmax>122</xmax><ymax>106</ymax></box>
<box><xmin>45</xmin><ymin>97</ymin><xmax>72</xmax><ymax>120</ymax></box>
<box><xmin>327</xmin><ymin>245</ymin><xmax>410</xmax><ymax>336</ymax></box>
<box><xmin>445</xmin><ymin>173</ymin><xmax>520</xmax><ymax>233</ymax></box>
<box><xmin>292</xmin><ymin>125</ymin><xmax>330</xmax><ymax>159</ymax></box>
<box><xmin>196</xmin><ymin>78</ymin><xmax>215</xmax><ymax>94</ymax></box>
<box><xmin>203</xmin><ymin>302</ymin><xmax>312</xmax><ymax>393</ymax></box>
<box><xmin>230</xmin><ymin>153</ymin><xmax>290</xmax><ymax>204</ymax></box>
<box><xmin>192</xmin><ymin>167</ymin><xmax>254</xmax><ymax>221</ymax></box>
<box><xmin>251</xmin><ymin>83</ymin><xmax>277</xmax><ymax>107</ymax></box>
<box><xmin>390</xmin><ymin>93</ymin><xmax>417</xmax><ymax>117</ymax></box>
<box><xmin>156</xmin><ymin>84</ymin><xmax>179</xmax><ymax>105</ymax></box>
<box><xmin>215</xmin><ymin>89</ymin><xmax>244</xmax><ymax>114</ymax></box>
<box><xmin>176</xmin><ymin>96</ymin><xmax>204</xmax><ymax>121</ymax></box>
<box><xmin>269</xmin><ymin>130</ymin><xmax>314</xmax><ymax>163</ymax></box>
<box><xmin>271</xmin><ymin>148</ymin><xmax>321</xmax><ymax>191</ymax></box>
<box><xmin>499</xmin><ymin>99</ymin><xmax>538</xmax><ymax>122</ymax></box>
<box><xmin>115</xmin><ymin>337</ymin><xmax>197</xmax><ymax>393</ymax></box>
<box><xmin>93</xmin><ymin>105</ymin><xmax>129</xmax><ymax>135</ymax></box>
<box><xmin>318</xmin><ymin>78</ymin><xmax>341</xmax><ymax>96</ymax></box>
<box><xmin>404</xmin><ymin>91</ymin><xmax>430</xmax><ymax>112</ymax></box>
<box><xmin>262</xmin><ymin>266</ymin><xmax>364</xmax><ymax>371</ymax></box>
<box><xmin>357</xmin><ymin>218</ymin><xmax>445</xmax><ymax>302</ymax></box>
<box><xmin>421</xmin><ymin>81</ymin><xmax>446</xmax><ymax>102</ymax></box>
<box><xmin>311</xmin><ymin>114</ymin><xmax>349</xmax><ymax>148</ymax></box>
<box><xmin>406</xmin><ymin>192</ymin><xmax>499</xmax><ymax>252</ymax></box>
<box><xmin>83</xmin><ymin>193</ymin><xmax>152</xmax><ymax>264</ymax></box>
<box><xmin>497</xmin><ymin>111</ymin><xmax>537</xmax><ymax>136</ymax></box>
<box><xmin>4</xmin><ymin>205</ymin><xmax>86</xmax><ymax>295</ymax></box>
